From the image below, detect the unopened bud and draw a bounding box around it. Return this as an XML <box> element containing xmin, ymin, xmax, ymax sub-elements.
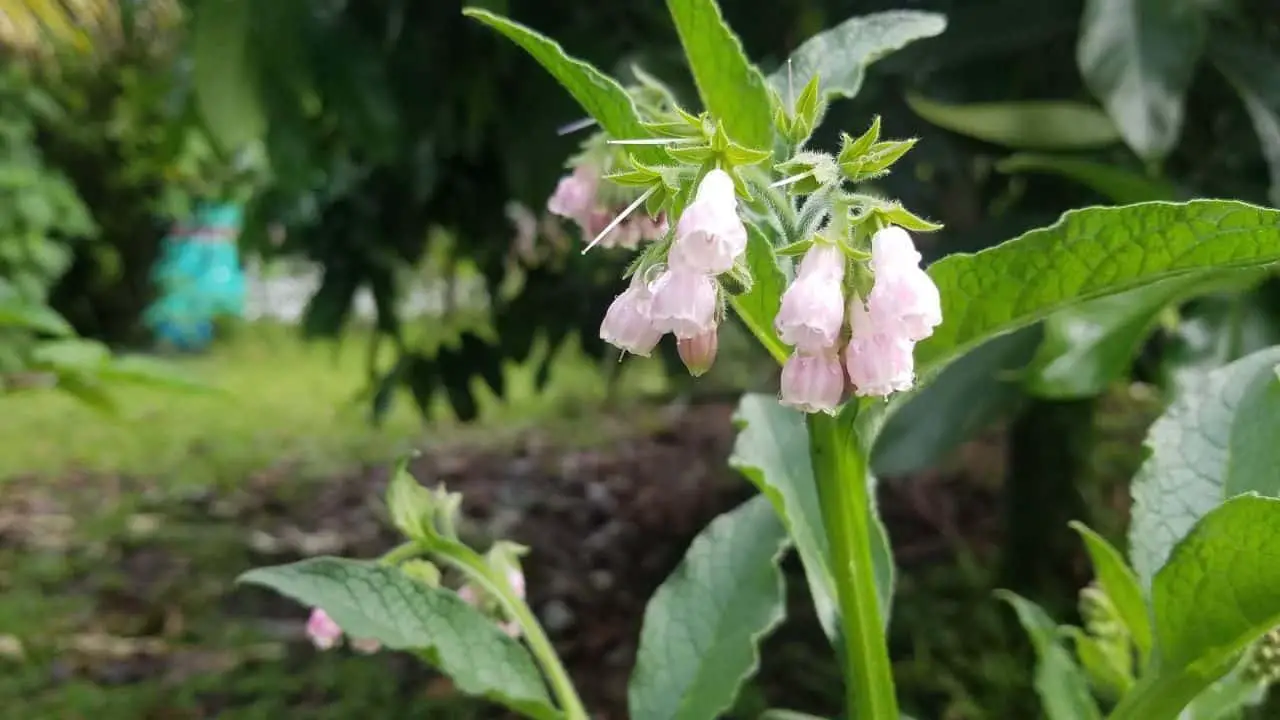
<box><xmin>677</xmin><ymin>328</ymin><xmax>718</xmax><ymax>377</ymax></box>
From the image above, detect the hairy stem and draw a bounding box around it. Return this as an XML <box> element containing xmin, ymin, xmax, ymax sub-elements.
<box><xmin>808</xmin><ymin>412</ymin><xmax>898</xmax><ymax>719</ymax></box>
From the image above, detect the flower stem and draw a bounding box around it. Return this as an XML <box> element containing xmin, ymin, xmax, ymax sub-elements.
<box><xmin>432</xmin><ymin>539</ymin><xmax>589</xmax><ymax>720</ymax></box>
<box><xmin>807</xmin><ymin>412</ymin><xmax>899</xmax><ymax>720</ymax></box>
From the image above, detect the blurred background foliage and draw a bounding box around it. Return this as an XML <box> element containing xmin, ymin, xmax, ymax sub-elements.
<box><xmin>2</xmin><ymin>0</ymin><xmax>1280</xmax><ymax>717</ymax></box>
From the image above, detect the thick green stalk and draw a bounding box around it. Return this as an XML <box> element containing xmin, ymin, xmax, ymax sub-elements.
<box><xmin>808</xmin><ymin>412</ymin><xmax>899</xmax><ymax>719</ymax></box>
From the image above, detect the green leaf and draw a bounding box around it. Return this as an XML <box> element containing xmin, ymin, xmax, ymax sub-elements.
<box><xmin>1069</xmin><ymin>522</ymin><xmax>1153</xmax><ymax>659</ymax></box>
<box><xmin>1154</xmin><ymin>495</ymin><xmax>1280</xmax><ymax>674</ymax></box>
<box><xmin>1209</xmin><ymin>32</ymin><xmax>1280</xmax><ymax>208</ymax></box>
<box><xmin>729</xmin><ymin>225</ymin><xmax>789</xmax><ymax>364</ymax></box>
<box><xmin>664</xmin><ymin>0</ymin><xmax>774</xmax><ymax>151</ymax></box>
<box><xmin>996</xmin><ymin>154</ymin><xmax>1181</xmax><ymax>204</ymax></box>
<box><xmin>1129</xmin><ymin>346</ymin><xmax>1280</xmax><ymax>588</ymax></box>
<box><xmin>628</xmin><ymin>495</ymin><xmax>789</xmax><ymax>720</ymax></box>
<box><xmin>915</xmin><ymin>200</ymin><xmax>1280</xmax><ymax>380</ymax></box>
<box><xmin>1023</xmin><ymin>273</ymin><xmax>1239</xmax><ymax>400</ymax></box>
<box><xmin>729</xmin><ymin>394</ymin><xmax>895</xmax><ymax>640</ymax></box>
<box><xmin>193</xmin><ymin>0</ymin><xmax>265</xmax><ymax>152</ymax></box>
<box><xmin>463</xmin><ymin>8</ymin><xmax>662</xmax><ymax>165</ymax></box>
<box><xmin>1077</xmin><ymin>0</ymin><xmax>1206</xmax><ymax>162</ymax></box>
<box><xmin>96</xmin><ymin>355</ymin><xmax>220</xmax><ymax>395</ymax></box>
<box><xmin>386</xmin><ymin>457</ymin><xmax>433</xmax><ymax>540</ymax></box>
<box><xmin>997</xmin><ymin>591</ymin><xmax>1103</xmax><ymax>720</ymax></box>
<box><xmin>30</xmin><ymin>339</ymin><xmax>110</xmax><ymax>371</ymax></box>
<box><xmin>770</xmin><ymin>11</ymin><xmax>947</xmax><ymax>102</ymax></box>
<box><xmin>873</xmin><ymin>328</ymin><xmax>1039</xmax><ymax>476</ymax></box>
<box><xmin>239</xmin><ymin>557</ymin><xmax>559</xmax><ymax>720</ymax></box>
<box><xmin>1182</xmin><ymin>663</ymin><xmax>1266</xmax><ymax>720</ymax></box>
<box><xmin>729</xmin><ymin>395</ymin><xmax>835</xmax><ymax>639</ymax></box>
<box><xmin>0</xmin><ymin>300</ymin><xmax>73</xmax><ymax>336</ymax></box>
<box><xmin>905</xmin><ymin>93</ymin><xmax>1119</xmax><ymax>150</ymax></box>
<box><xmin>1064</xmin><ymin>627</ymin><xmax>1132</xmax><ymax>699</ymax></box>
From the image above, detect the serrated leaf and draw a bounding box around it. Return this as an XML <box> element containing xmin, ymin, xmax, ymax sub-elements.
<box><xmin>1077</xmin><ymin>0</ymin><xmax>1206</xmax><ymax>162</ymax></box>
<box><xmin>628</xmin><ymin>495</ymin><xmax>789</xmax><ymax>720</ymax></box>
<box><xmin>769</xmin><ymin>11</ymin><xmax>947</xmax><ymax>102</ymax></box>
<box><xmin>998</xmin><ymin>591</ymin><xmax>1103</xmax><ymax>720</ymax></box>
<box><xmin>916</xmin><ymin>201</ymin><xmax>1280</xmax><ymax>380</ymax></box>
<box><xmin>905</xmin><ymin>93</ymin><xmax>1119</xmax><ymax>150</ymax></box>
<box><xmin>728</xmin><ymin>395</ymin><xmax>895</xmax><ymax>640</ymax></box>
<box><xmin>1129</xmin><ymin>346</ymin><xmax>1280</xmax><ymax>588</ymax></box>
<box><xmin>1154</xmin><ymin>495</ymin><xmax>1280</xmax><ymax>675</ymax></box>
<box><xmin>996</xmin><ymin>154</ymin><xmax>1181</xmax><ymax>204</ymax></box>
<box><xmin>664</xmin><ymin>0</ymin><xmax>774</xmax><ymax>151</ymax></box>
<box><xmin>464</xmin><ymin>9</ymin><xmax>662</xmax><ymax>165</ymax></box>
<box><xmin>1069</xmin><ymin>522</ymin><xmax>1152</xmax><ymax>659</ymax></box>
<box><xmin>239</xmin><ymin>558</ymin><xmax>559</xmax><ymax>719</ymax></box>
<box><xmin>1209</xmin><ymin>32</ymin><xmax>1280</xmax><ymax>208</ymax></box>
<box><xmin>729</xmin><ymin>225</ymin><xmax>789</xmax><ymax>364</ymax></box>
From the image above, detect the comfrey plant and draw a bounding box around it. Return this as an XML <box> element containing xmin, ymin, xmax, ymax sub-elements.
<box><xmin>241</xmin><ymin>2</ymin><xmax>1280</xmax><ymax>719</ymax></box>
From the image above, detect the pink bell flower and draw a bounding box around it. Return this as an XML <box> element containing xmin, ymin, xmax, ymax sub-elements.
<box><xmin>648</xmin><ymin>267</ymin><xmax>718</xmax><ymax>339</ymax></box>
<box><xmin>668</xmin><ymin>169</ymin><xmax>748</xmax><ymax>274</ymax></box>
<box><xmin>776</xmin><ymin>243</ymin><xmax>847</xmax><ymax>352</ymax></box>
<box><xmin>600</xmin><ymin>275</ymin><xmax>663</xmax><ymax>357</ymax></box>
<box><xmin>677</xmin><ymin>328</ymin><xmax>718</xmax><ymax>377</ymax></box>
<box><xmin>779</xmin><ymin>350</ymin><xmax>846</xmax><ymax>413</ymax></box>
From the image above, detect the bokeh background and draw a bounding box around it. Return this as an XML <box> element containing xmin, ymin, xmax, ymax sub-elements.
<box><xmin>2</xmin><ymin>0</ymin><xmax>1279</xmax><ymax>717</ymax></box>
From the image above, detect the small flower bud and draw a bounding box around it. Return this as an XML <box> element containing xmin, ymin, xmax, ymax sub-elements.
<box><xmin>649</xmin><ymin>268</ymin><xmax>718</xmax><ymax>339</ymax></box>
<box><xmin>668</xmin><ymin>169</ymin><xmax>748</xmax><ymax>274</ymax></box>
<box><xmin>306</xmin><ymin>608</ymin><xmax>342</xmax><ymax>651</ymax></box>
<box><xmin>779</xmin><ymin>350</ymin><xmax>846</xmax><ymax>413</ymax></box>
<box><xmin>776</xmin><ymin>243</ymin><xmax>846</xmax><ymax>352</ymax></box>
<box><xmin>600</xmin><ymin>277</ymin><xmax>663</xmax><ymax>357</ymax></box>
<box><xmin>677</xmin><ymin>328</ymin><xmax>718</xmax><ymax>377</ymax></box>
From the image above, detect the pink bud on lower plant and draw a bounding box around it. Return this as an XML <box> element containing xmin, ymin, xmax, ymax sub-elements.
<box><xmin>648</xmin><ymin>267</ymin><xmax>718</xmax><ymax>339</ymax></box>
<box><xmin>776</xmin><ymin>243</ymin><xmax>846</xmax><ymax>352</ymax></box>
<box><xmin>779</xmin><ymin>350</ymin><xmax>846</xmax><ymax>413</ymax></box>
<box><xmin>677</xmin><ymin>328</ymin><xmax>718</xmax><ymax>377</ymax></box>
<box><xmin>547</xmin><ymin>166</ymin><xmax>598</xmax><ymax>222</ymax></box>
<box><xmin>306</xmin><ymin>608</ymin><xmax>343</xmax><ymax>651</ymax></box>
<box><xmin>668</xmin><ymin>169</ymin><xmax>748</xmax><ymax>274</ymax></box>
<box><xmin>600</xmin><ymin>276</ymin><xmax>663</xmax><ymax>357</ymax></box>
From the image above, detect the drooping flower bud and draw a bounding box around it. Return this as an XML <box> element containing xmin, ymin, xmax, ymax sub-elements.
<box><xmin>776</xmin><ymin>243</ymin><xmax>847</xmax><ymax>352</ymax></box>
<box><xmin>779</xmin><ymin>350</ymin><xmax>846</xmax><ymax>413</ymax></box>
<box><xmin>844</xmin><ymin>298</ymin><xmax>916</xmax><ymax>397</ymax></box>
<box><xmin>547</xmin><ymin>166</ymin><xmax>598</xmax><ymax>222</ymax></box>
<box><xmin>668</xmin><ymin>169</ymin><xmax>748</xmax><ymax>274</ymax></box>
<box><xmin>600</xmin><ymin>275</ymin><xmax>663</xmax><ymax>357</ymax></box>
<box><xmin>306</xmin><ymin>608</ymin><xmax>342</xmax><ymax>651</ymax></box>
<box><xmin>677</xmin><ymin>328</ymin><xmax>718</xmax><ymax>377</ymax></box>
<box><xmin>649</xmin><ymin>267</ymin><xmax>718</xmax><ymax>339</ymax></box>
<box><xmin>867</xmin><ymin>226</ymin><xmax>942</xmax><ymax>342</ymax></box>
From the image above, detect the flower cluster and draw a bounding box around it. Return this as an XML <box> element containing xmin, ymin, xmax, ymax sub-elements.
<box><xmin>547</xmin><ymin>165</ymin><xmax>668</xmax><ymax>250</ymax></box>
<box><xmin>777</xmin><ymin>225</ymin><xmax>941</xmax><ymax>413</ymax></box>
<box><xmin>599</xmin><ymin>169</ymin><xmax>747</xmax><ymax>375</ymax></box>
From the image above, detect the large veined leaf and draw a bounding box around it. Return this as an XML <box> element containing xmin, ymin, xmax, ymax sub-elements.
<box><xmin>905</xmin><ymin>93</ymin><xmax>1119</xmax><ymax>150</ymax></box>
<box><xmin>1076</xmin><ymin>0</ymin><xmax>1207</xmax><ymax>162</ymax></box>
<box><xmin>664</xmin><ymin>0</ymin><xmax>774</xmax><ymax>151</ymax></box>
<box><xmin>628</xmin><ymin>494</ymin><xmax>789</xmax><ymax>720</ymax></box>
<box><xmin>239</xmin><ymin>558</ymin><xmax>559</xmax><ymax>720</ymax></box>
<box><xmin>1114</xmin><ymin>496</ymin><xmax>1280</xmax><ymax>718</ymax></box>
<box><xmin>915</xmin><ymin>200</ymin><xmax>1280</xmax><ymax>379</ymax></box>
<box><xmin>769</xmin><ymin>11</ymin><xmax>946</xmax><ymax>102</ymax></box>
<box><xmin>1128</xmin><ymin>346</ymin><xmax>1280</xmax><ymax>587</ymax></box>
<box><xmin>1209</xmin><ymin>33</ymin><xmax>1280</xmax><ymax>208</ymax></box>
<box><xmin>998</xmin><ymin>592</ymin><xmax>1102</xmax><ymax>720</ymax></box>
<box><xmin>463</xmin><ymin>9</ymin><xmax>663</xmax><ymax>165</ymax></box>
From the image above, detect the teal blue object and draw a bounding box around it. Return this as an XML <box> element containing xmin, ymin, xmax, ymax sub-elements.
<box><xmin>145</xmin><ymin>201</ymin><xmax>248</xmax><ymax>350</ymax></box>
